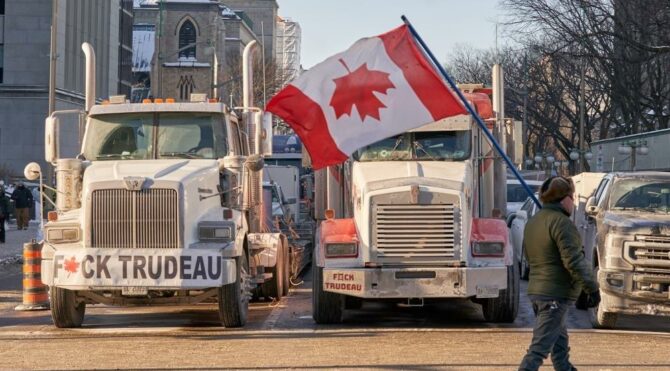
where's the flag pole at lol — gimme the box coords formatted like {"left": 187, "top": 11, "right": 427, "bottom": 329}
{"left": 401, "top": 15, "right": 542, "bottom": 209}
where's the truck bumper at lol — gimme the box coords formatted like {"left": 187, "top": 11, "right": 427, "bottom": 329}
{"left": 599, "top": 269, "right": 670, "bottom": 316}
{"left": 322, "top": 266, "right": 507, "bottom": 299}
{"left": 41, "top": 246, "right": 237, "bottom": 290}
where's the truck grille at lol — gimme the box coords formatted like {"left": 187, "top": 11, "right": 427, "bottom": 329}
{"left": 374, "top": 204, "right": 459, "bottom": 264}
{"left": 91, "top": 188, "right": 180, "bottom": 249}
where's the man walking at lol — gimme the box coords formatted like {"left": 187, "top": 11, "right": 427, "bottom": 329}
{"left": 0, "top": 186, "right": 9, "bottom": 243}
{"left": 519, "top": 176, "right": 600, "bottom": 371}
{"left": 11, "top": 182, "right": 33, "bottom": 230}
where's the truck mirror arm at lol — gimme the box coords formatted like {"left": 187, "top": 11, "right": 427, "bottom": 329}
{"left": 199, "top": 186, "right": 240, "bottom": 201}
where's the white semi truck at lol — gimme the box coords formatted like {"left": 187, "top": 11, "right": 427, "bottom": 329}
{"left": 312, "top": 88, "right": 520, "bottom": 323}
{"left": 25, "top": 42, "right": 289, "bottom": 328}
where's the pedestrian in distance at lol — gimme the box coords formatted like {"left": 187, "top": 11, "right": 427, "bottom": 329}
{"left": 11, "top": 182, "right": 33, "bottom": 230}
{"left": 518, "top": 176, "right": 600, "bottom": 371}
{"left": 0, "top": 186, "right": 9, "bottom": 243}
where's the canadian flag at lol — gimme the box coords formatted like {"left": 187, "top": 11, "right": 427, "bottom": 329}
{"left": 266, "top": 25, "right": 467, "bottom": 169}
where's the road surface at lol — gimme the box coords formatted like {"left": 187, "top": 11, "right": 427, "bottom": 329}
{"left": 1, "top": 262, "right": 669, "bottom": 370}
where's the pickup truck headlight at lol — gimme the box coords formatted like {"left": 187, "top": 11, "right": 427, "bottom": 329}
{"left": 472, "top": 242, "right": 505, "bottom": 257}
{"left": 198, "top": 221, "right": 235, "bottom": 242}
{"left": 325, "top": 243, "right": 358, "bottom": 258}
{"left": 46, "top": 227, "right": 80, "bottom": 243}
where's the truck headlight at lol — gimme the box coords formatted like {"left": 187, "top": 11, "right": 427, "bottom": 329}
{"left": 46, "top": 227, "right": 80, "bottom": 243}
{"left": 325, "top": 243, "right": 358, "bottom": 258}
{"left": 472, "top": 242, "right": 505, "bottom": 257}
{"left": 198, "top": 221, "right": 235, "bottom": 242}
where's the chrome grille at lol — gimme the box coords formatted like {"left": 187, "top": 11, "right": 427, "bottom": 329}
{"left": 374, "top": 204, "right": 459, "bottom": 263}
{"left": 91, "top": 188, "right": 180, "bottom": 248}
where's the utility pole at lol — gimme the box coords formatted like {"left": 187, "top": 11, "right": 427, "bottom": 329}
{"left": 579, "top": 59, "right": 586, "bottom": 173}
{"left": 48, "top": 0, "right": 58, "bottom": 115}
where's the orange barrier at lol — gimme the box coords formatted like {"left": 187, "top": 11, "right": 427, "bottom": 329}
{"left": 15, "top": 240, "right": 49, "bottom": 311}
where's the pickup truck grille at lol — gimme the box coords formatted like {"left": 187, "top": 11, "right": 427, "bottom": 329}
{"left": 373, "top": 204, "right": 459, "bottom": 264}
{"left": 91, "top": 188, "right": 180, "bottom": 249}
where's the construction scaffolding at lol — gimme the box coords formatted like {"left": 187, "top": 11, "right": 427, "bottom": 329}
{"left": 275, "top": 16, "right": 302, "bottom": 85}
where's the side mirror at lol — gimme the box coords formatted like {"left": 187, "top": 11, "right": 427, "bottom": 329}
{"left": 24, "top": 162, "right": 42, "bottom": 181}
{"left": 585, "top": 196, "right": 600, "bottom": 217}
{"left": 586, "top": 205, "right": 600, "bottom": 217}
{"left": 45, "top": 116, "right": 60, "bottom": 164}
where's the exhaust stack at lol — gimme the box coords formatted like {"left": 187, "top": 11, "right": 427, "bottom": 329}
{"left": 82, "top": 42, "right": 96, "bottom": 112}
{"left": 242, "top": 40, "right": 258, "bottom": 110}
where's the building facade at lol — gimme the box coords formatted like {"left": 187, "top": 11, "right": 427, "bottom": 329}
{"left": 0, "top": 0, "right": 132, "bottom": 178}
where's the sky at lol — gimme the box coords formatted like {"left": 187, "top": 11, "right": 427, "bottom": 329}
{"left": 277, "top": 0, "right": 504, "bottom": 69}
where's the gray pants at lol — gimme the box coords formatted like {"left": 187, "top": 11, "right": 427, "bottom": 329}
{"left": 519, "top": 299, "right": 576, "bottom": 371}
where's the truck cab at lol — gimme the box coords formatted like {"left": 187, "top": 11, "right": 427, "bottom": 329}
{"left": 31, "top": 42, "right": 289, "bottom": 328}
{"left": 312, "top": 100, "right": 519, "bottom": 324}
{"left": 583, "top": 172, "right": 670, "bottom": 328}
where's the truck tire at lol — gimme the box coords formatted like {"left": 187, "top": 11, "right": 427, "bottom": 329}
{"left": 281, "top": 243, "right": 290, "bottom": 297}
{"left": 345, "top": 296, "right": 363, "bottom": 310}
{"left": 261, "top": 244, "right": 284, "bottom": 300}
{"left": 482, "top": 263, "right": 520, "bottom": 323}
{"left": 589, "top": 266, "right": 618, "bottom": 329}
{"left": 312, "top": 258, "right": 343, "bottom": 324}
{"left": 50, "top": 286, "right": 85, "bottom": 328}
{"left": 218, "top": 254, "right": 250, "bottom": 328}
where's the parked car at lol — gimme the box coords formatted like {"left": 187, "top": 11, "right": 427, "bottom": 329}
{"left": 506, "top": 179, "right": 543, "bottom": 216}
{"left": 508, "top": 194, "right": 541, "bottom": 280}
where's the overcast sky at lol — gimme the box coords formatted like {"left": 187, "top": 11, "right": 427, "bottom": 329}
{"left": 277, "top": 0, "right": 504, "bottom": 69}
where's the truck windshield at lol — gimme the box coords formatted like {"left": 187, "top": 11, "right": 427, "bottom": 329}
{"left": 83, "top": 112, "right": 227, "bottom": 160}
{"left": 353, "top": 130, "right": 470, "bottom": 161}
{"left": 609, "top": 178, "right": 670, "bottom": 213}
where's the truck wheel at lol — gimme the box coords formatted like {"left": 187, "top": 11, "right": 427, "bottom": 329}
{"left": 589, "top": 266, "right": 617, "bottom": 328}
{"left": 312, "top": 258, "right": 343, "bottom": 324}
{"left": 50, "top": 286, "right": 85, "bottom": 328}
{"left": 281, "top": 243, "right": 290, "bottom": 297}
{"left": 482, "top": 263, "right": 520, "bottom": 323}
{"left": 218, "top": 254, "right": 250, "bottom": 327}
{"left": 261, "top": 244, "right": 284, "bottom": 300}
{"left": 345, "top": 296, "right": 363, "bottom": 310}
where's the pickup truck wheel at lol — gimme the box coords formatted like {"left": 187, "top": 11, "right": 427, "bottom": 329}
{"left": 482, "top": 263, "right": 520, "bottom": 323}
{"left": 281, "top": 243, "right": 290, "bottom": 296}
{"left": 312, "top": 258, "right": 343, "bottom": 324}
{"left": 589, "top": 266, "right": 618, "bottom": 329}
{"left": 218, "top": 254, "right": 250, "bottom": 327}
{"left": 50, "top": 286, "right": 85, "bottom": 328}
{"left": 261, "top": 244, "right": 284, "bottom": 300}
{"left": 520, "top": 246, "right": 530, "bottom": 281}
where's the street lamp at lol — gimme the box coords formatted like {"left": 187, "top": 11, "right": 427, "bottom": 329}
{"left": 617, "top": 139, "right": 648, "bottom": 171}
{"left": 533, "top": 153, "right": 559, "bottom": 176}
{"left": 569, "top": 148, "right": 593, "bottom": 174}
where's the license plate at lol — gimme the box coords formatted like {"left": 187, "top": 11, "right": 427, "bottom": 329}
{"left": 476, "top": 286, "right": 499, "bottom": 298}
{"left": 122, "top": 287, "right": 148, "bottom": 296}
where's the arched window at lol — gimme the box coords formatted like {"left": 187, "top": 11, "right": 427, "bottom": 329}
{"left": 179, "top": 20, "right": 196, "bottom": 59}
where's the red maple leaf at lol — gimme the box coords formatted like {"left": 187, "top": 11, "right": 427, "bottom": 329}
{"left": 64, "top": 256, "right": 80, "bottom": 274}
{"left": 329, "top": 60, "right": 395, "bottom": 121}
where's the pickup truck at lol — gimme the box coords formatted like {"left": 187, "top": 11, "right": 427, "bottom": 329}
{"left": 581, "top": 172, "right": 670, "bottom": 328}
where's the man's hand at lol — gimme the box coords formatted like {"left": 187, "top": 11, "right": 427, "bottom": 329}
{"left": 586, "top": 290, "right": 601, "bottom": 308}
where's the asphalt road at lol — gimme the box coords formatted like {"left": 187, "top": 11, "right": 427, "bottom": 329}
{"left": 1, "top": 263, "right": 669, "bottom": 370}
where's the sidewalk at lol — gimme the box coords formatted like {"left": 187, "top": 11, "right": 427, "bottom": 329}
{"left": 1, "top": 220, "right": 41, "bottom": 264}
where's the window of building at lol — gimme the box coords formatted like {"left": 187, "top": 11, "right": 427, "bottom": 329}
{"left": 178, "top": 75, "right": 196, "bottom": 101}
{"left": 0, "top": 0, "right": 5, "bottom": 15}
{"left": 178, "top": 20, "right": 196, "bottom": 60}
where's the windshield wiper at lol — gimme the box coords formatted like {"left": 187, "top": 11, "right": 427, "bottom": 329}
{"left": 96, "top": 154, "right": 127, "bottom": 160}
{"left": 413, "top": 141, "right": 437, "bottom": 160}
{"left": 159, "top": 152, "right": 200, "bottom": 159}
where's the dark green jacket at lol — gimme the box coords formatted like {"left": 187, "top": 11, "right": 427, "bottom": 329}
{"left": 0, "top": 192, "right": 9, "bottom": 217}
{"left": 523, "top": 203, "right": 599, "bottom": 300}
